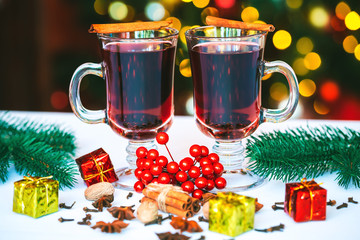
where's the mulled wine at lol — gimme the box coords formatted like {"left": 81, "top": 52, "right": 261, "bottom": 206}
{"left": 190, "top": 42, "right": 263, "bottom": 139}
{"left": 102, "top": 42, "right": 175, "bottom": 140}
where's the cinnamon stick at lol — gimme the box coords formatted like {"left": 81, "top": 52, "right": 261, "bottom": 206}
{"left": 205, "top": 16, "right": 275, "bottom": 32}
{"left": 142, "top": 197, "right": 193, "bottom": 218}
{"left": 145, "top": 184, "right": 192, "bottom": 204}
{"left": 143, "top": 188, "right": 188, "bottom": 210}
{"left": 89, "top": 20, "right": 173, "bottom": 34}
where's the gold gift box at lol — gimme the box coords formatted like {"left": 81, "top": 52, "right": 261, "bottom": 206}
{"left": 209, "top": 192, "right": 255, "bottom": 237}
{"left": 13, "top": 176, "right": 59, "bottom": 218}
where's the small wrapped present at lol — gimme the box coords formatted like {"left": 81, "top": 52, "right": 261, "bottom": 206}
{"left": 284, "top": 178, "right": 327, "bottom": 222}
{"left": 209, "top": 192, "right": 255, "bottom": 237}
{"left": 13, "top": 176, "right": 59, "bottom": 218}
{"left": 76, "top": 148, "right": 118, "bottom": 186}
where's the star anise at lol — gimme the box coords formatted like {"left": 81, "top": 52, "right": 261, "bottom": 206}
{"left": 156, "top": 232, "right": 190, "bottom": 240}
{"left": 91, "top": 220, "right": 129, "bottom": 233}
{"left": 170, "top": 216, "right": 203, "bottom": 233}
{"left": 107, "top": 206, "right": 135, "bottom": 220}
{"left": 255, "top": 198, "right": 264, "bottom": 212}
{"left": 92, "top": 194, "right": 114, "bottom": 212}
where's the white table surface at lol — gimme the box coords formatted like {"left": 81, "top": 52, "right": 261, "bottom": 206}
{"left": 0, "top": 111, "right": 359, "bottom": 240}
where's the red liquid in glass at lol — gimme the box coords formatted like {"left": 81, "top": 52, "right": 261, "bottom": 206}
{"left": 190, "top": 42, "right": 262, "bottom": 139}
{"left": 102, "top": 42, "right": 175, "bottom": 140}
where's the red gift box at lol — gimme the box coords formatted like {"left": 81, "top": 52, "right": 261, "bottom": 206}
{"left": 76, "top": 148, "right": 118, "bottom": 186}
{"left": 284, "top": 179, "right": 327, "bottom": 222}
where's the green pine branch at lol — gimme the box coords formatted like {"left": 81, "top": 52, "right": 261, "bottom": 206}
{"left": 0, "top": 112, "right": 78, "bottom": 189}
{"left": 246, "top": 125, "right": 360, "bottom": 188}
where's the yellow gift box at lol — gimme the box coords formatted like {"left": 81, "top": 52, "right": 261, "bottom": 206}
{"left": 13, "top": 176, "right": 59, "bottom": 218}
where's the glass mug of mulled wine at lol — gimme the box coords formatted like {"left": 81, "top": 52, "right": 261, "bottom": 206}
{"left": 69, "top": 28, "right": 178, "bottom": 190}
{"left": 186, "top": 26, "right": 299, "bottom": 191}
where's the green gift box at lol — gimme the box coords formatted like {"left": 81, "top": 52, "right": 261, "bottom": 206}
{"left": 209, "top": 192, "right": 255, "bottom": 237}
{"left": 13, "top": 176, "right": 59, "bottom": 218}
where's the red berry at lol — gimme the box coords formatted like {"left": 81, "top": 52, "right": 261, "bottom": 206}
{"left": 181, "top": 181, "right": 195, "bottom": 193}
{"left": 140, "top": 169, "right": 153, "bottom": 184}
{"left": 156, "top": 132, "right": 169, "bottom": 145}
{"left": 189, "top": 144, "right": 202, "bottom": 158}
{"left": 188, "top": 166, "right": 201, "bottom": 179}
{"left": 205, "top": 179, "right": 215, "bottom": 191}
{"left": 213, "top": 162, "right": 224, "bottom": 175}
{"left": 134, "top": 168, "right": 143, "bottom": 180}
{"left": 167, "top": 161, "right": 179, "bottom": 174}
{"left": 134, "top": 181, "right": 145, "bottom": 193}
{"left": 202, "top": 164, "right": 214, "bottom": 176}
{"left": 208, "top": 153, "right": 220, "bottom": 163}
{"left": 179, "top": 157, "right": 194, "bottom": 171}
{"left": 200, "top": 146, "right": 209, "bottom": 157}
{"left": 192, "top": 189, "right": 203, "bottom": 199}
{"left": 147, "top": 149, "right": 159, "bottom": 160}
{"left": 169, "top": 174, "right": 176, "bottom": 185}
{"left": 199, "top": 157, "right": 212, "bottom": 167}
{"left": 195, "top": 177, "right": 208, "bottom": 189}
{"left": 203, "top": 174, "right": 215, "bottom": 180}
{"left": 215, "top": 177, "right": 227, "bottom": 189}
{"left": 175, "top": 171, "right": 188, "bottom": 183}
{"left": 142, "top": 158, "right": 153, "bottom": 170}
{"left": 150, "top": 164, "right": 162, "bottom": 176}
{"left": 158, "top": 172, "right": 171, "bottom": 184}
{"left": 136, "top": 158, "right": 145, "bottom": 169}
{"left": 156, "top": 155, "right": 168, "bottom": 167}
{"left": 136, "top": 147, "right": 147, "bottom": 158}
{"left": 151, "top": 178, "right": 159, "bottom": 184}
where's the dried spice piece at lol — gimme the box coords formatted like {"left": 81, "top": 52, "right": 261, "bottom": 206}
{"left": 198, "top": 216, "right": 209, "bottom": 223}
{"left": 201, "top": 193, "right": 216, "bottom": 205}
{"left": 85, "top": 182, "right": 115, "bottom": 201}
{"left": 78, "top": 214, "right": 91, "bottom": 225}
{"left": 92, "top": 220, "right": 129, "bottom": 233}
{"left": 107, "top": 206, "right": 135, "bottom": 220}
{"left": 83, "top": 207, "right": 99, "bottom": 212}
{"left": 202, "top": 201, "right": 209, "bottom": 219}
{"left": 145, "top": 215, "right": 163, "bottom": 226}
{"left": 272, "top": 205, "right": 284, "bottom": 211}
{"left": 137, "top": 201, "right": 158, "bottom": 224}
{"left": 59, "top": 201, "right": 76, "bottom": 209}
{"left": 58, "top": 217, "right": 74, "bottom": 223}
{"left": 170, "top": 216, "right": 203, "bottom": 233}
{"left": 348, "top": 197, "right": 358, "bottom": 204}
{"left": 255, "top": 199, "right": 263, "bottom": 212}
{"left": 327, "top": 200, "right": 336, "bottom": 206}
{"left": 196, "top": 236, "right": 205, "bottom": 240}
{"left": 255, "top": 223, "right": 285, "bottom": 233}
{"left": 127, "top": 192, "right": 133, "bottom": 199}
{"left": 156, "top": 232, "right": 191, "bottom": 240}
{"left": 92, "top": 194, "right": 114, "bottom": 212}
{"left": 336, "top": 203, "right": 348, "bottom": 209}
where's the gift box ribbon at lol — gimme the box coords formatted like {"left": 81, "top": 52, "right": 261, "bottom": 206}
{"left": 83, "top": 153, "right": 114, "bottom": 182}
{"left": 288, "top": 178, "right": 322, "bottom": 220}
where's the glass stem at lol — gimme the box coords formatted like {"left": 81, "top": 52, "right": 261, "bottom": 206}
{"left": 212, "top": 140, "right": 245, "bottom": 170}
{"left": 126, "top": 140, "right": 157, "bottom": 168}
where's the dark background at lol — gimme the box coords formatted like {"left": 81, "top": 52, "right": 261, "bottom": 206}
{"left": 1, "top": 0, "right": 359, "bottom": 119}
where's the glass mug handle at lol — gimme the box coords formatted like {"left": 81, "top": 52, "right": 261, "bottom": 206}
{"left": 69, "top": 63, "right": 106, "bottom": 124}
{"left": 261, "top": 60, "right": 299, "bottom": 123}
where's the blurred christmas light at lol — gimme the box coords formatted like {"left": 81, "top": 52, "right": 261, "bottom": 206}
{"left": 109, "top": 1, "right": 128, "bottom": 21}
{"left": 296, "top": 37, "right": 313, "bottom": 54}
{"left": 354, "top": 44, "right": 360, "bottom": 61}
{"left": 214, "top": 0, "right": 235, "bottom": 9}
{"left": 335, "top": 2, "right": 351, "bottom": 20}
{"left": 286, "top": 0, "right": 303, "bottom": 9}
{"left": 254, "top": 20, "right": 267, "bottom": 25}
{"left": 262, "top": 73, "right": 272, "bottom": 80}
{"left": 309, "top": 7, "right": 329, "bottom": 28}
{"left": 241, "top": 7, "right": 259, "bottom": 23}
{"left": 330, "top": 16, "right": 347, "bottom": 31}
{"left": 320, "top": 81, "right": 340, "bottom": 102}
{"left": 179, "top": 59, "right": 192, "bottom": 77}
{"left": 270, "top": 82, "right": 288, "bottom": 101}
{"left": 299, "top": 79, "right": 316, "bottom": 97}
{"left": 94, "top": 0, "right": 109, "bottom": 15}
{"left": 201, "top": 7, "right": 219, "bottom": 24}
{"left": 51, "top": 91, "right": 68, "bottom": 110}
{"left": 145, "top": 2, "right": 165, "bottom": 21}
{"left": 193, "top": 0, "right": 209, "bottom": 8}
{"left": 313, "top": 100, "right": 330, "bottom": 115}
{"left": 180, "top": 26, "right": 192, "bottom": 43}
{"left": 123, "top": 5, "right": 135, "bottom": 22}
{"left": 293, "top": 58, "right": 309, "bottom": 76}
{"left": 182, "top": 0, "right": 192, "bottom": 2}
{"left": 304, "top": 52, "right": 321, "bottom": 70}
{"left": 185, "top": 96, "right": 194, "bottom": 115}
{"left": 273, "top": 30, "right": 292, "bottom": 50}
{"left": 166, "top": 17, "right": 181, "bottom": 30}
{"left": 343, "top": 35, "right": 358, "bottom": 53}
{"left": 344, "top": 11, "right": 360, "bottom": 30}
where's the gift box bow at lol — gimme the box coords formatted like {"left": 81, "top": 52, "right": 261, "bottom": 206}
{"left": 83, "top": 153, "right": 114, "bottom": 182}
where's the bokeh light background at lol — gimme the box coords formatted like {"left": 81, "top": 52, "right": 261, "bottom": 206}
{"left": 1, "top": 0, "right": 359, "bottom": 120}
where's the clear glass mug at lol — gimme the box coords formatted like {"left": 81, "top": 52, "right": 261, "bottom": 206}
{"left": 186, "top": 26, "right": 299, "bottom": 191}
{"left": 69, "top": 28, "right": 178, "bottom": 189}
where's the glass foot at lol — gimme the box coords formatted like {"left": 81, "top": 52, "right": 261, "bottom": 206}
{"left": 213, "top": 140, "right": 265, "bottom": 191}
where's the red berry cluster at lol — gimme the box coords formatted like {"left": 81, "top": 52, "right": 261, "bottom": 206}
{"left": 133, "top": 132, "right": 226, "bottom": 199}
